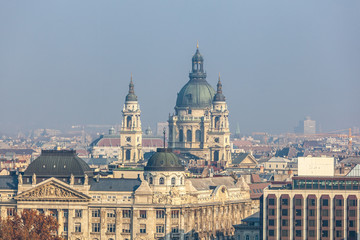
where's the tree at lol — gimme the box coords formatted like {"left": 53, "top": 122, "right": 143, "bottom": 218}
{"left": 0, "top": 209, "right": 63, "bottom": 240}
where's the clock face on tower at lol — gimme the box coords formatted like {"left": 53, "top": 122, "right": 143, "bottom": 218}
{"left": 126, "top": 137, "right": 131, "bottom": 142}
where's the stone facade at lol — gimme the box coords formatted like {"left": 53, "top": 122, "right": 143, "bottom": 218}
{"left": 0, "top": 150, "right": 256, "bottom": 240}
{"left": 168, "top": 47, "right": 231, "bottom": 167}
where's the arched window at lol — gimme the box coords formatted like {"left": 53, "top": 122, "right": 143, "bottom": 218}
{"left": 159, "top": 177, "right": 165, "bottom": 185}
{"left": 171, "top": 177, "right": 176, "bottom": 185}
{"left": 214, "top": 150, "right": 219, "bottom": 161}
{"left": 179, "top": 129, "right": 184, "bottom": 142}
{"left": 126, "top": 150, "right": 131, "bottom": 160}
{"left": 195, "top": 130, "right": 201, "bottom": 142}
{"left": 215, "top": 116, "right": 220, "bottom": 129}
{"left": 149, "top": 177, "right": 153, "bottom": 184}
{"left": 127, "top": 116, "right": 132, "bottom": 128}
{"left": 246, "top": 235, "right": 250, "bottom": 240}
{"left": 187, "top": 130, "right": 192, "bottom": 142}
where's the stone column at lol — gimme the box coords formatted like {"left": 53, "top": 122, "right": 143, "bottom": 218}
{"left": 165, "top": 208, "right": 171, "bottom": 240}
{"left": 180, "top": 208, "right": 185, "bottom": 240}
{"left": 330, "top": 196, "right": 334, "bottom": 240}
{"left": 317, "top": 198, "right": 320, "bottom": 240}
{"left": 100, "top": 208, "right": 106, "bottom": 239}
{"left": 116, "top": 208, "right": 121, "bottom": 237}
{"left": 344, "top": 198, "right": 347, "bottom": 240}
{"left": 68, "top": 209, "right": 74, "bottom": 234}
{"left": 290, "top": 197, "right": 293, "bottom": 240}
{"left": 303, "top": 196, "right": 307, "bottom": 240}
{"left": 58, "top": 209, "right": 63, "bottom": 236}
{"left": 276, "top": 195, "right": 280, "bottom": 240}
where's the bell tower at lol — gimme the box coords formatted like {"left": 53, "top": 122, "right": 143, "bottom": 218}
{"left": 120, "top": 76, "right": 143, "bottom": 164}
{"left": 208, "top": 74, "right": 231, "bottom": 167}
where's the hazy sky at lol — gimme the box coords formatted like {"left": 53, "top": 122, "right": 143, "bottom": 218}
{"left": 1, "top": 1, "right": 359, "bottom": 135}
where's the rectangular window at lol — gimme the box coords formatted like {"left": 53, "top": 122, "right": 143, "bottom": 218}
{"left": 7, "top": 208, "right": 15, "bottom": 216}
{"left": 322, "top": 199, "right": 328, "bottom": 206}
{"left": 295, "top": 219, "right": 302, "bottom": 226}
{"left": 282, "top": 219, "right": 288, "bottom": 226}
{"left": 322, "top": 230, "right": 328, "bottom": 237}
{"left": 122, "top": 223, "right": 131, "bottom": 233}
{"left": 335, "top": 220, "right": 342, "bottom": 227}
{"left": 107, "top": 210, "right": 116, "bottom": 218}
{"left": 107, "top": 223, "right": 116, "bottom": 233}
{"left": 156, "top": 210, "right": 165, "bottom": 219}
{"left": 140, "top": 224, "right": 146, "bottom": 233}
{"left": 171, "top": 226, "right": 179, "bottom": 233}
{"left": 75, "top": 209, "right": 82, "bottom": 218}
{"left": 63, "top": 210, "right": 68, "bottom": 218}
{"left": 308, "top": 209, "right": 315, "bottom": 217}
{"left": 156, "top": 225, "right": 164, "bottom": 233}
{"left": 139, "top": 210, "right": 147, "bottom": 219}
{"left": 268, "top": 198, "right": 275, "bottom": 205}
{"left": 349, "top": 210, "right": 356, "bottom": 217}
{"left": 75, "top": 223, "right": 81, "bottom": 233}
{"left": 322, "top": 220, "right": 328, "bottom": 227}
{"left": 281, "top": 209, "right": 288, "bottom": 216}
{"left": 295, "top": 199, "right": 302, "bottom": 206}
{"left": 92, "top": 223, "right": 100, "bottom": 232}
{"left": 268, "top": 230, "right": 274, "bottom": 236}
{"left": 123, "top": 210, "right": 131, "bottom": 218}
{"left": 282, "top": 230, "right": 288, "bottom": 237}
{"left": 336, "top": 230, "right": 342, "bottom": 238}
{"left": 308, "top": 220, "right": 315, "bottom": 227}
{"left": 268, "top": 209, "right": 275, "bottom": 216}
{"left": 281, "top": 198, "right": 288, "bottom": 205}
{"left": 171, "top": 210, "right": 179, "bottom": 218}
{"left": 321, "top": 209, "right": 329, "bottom": 216}
{"left": 308, "top": 230, "right": 315, "bottom": 237}
{"left": 295, "top": 230, "right": 301, "bottom": 237}
{"left": 349, "top": 199, "right": 357, "bottom": 207}
{"left": 336, "top": 209, "right": 342, "bottom": 217}
{"left": 335, "top": 199, "right": 343, "bottom": 206}
{"left": 269, "top": 219, "right": 275, "bottom": 226}
{"left": 295, "top": 209, "right": 302, "bottom": 216}
{"left": 308, "top": 199, "right": 316, "bottom": 207}
{"left": 92, "top": 209, "right": 100, "bottom": 218}
{"left": 63, "top": 223, "right": 68, "bottom": 232}
{"left": 349, "top": 220, "right": 355, "bottom": 227}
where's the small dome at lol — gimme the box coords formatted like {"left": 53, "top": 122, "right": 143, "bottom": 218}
{"left": 176, "top": 80, "right": 215, "bottom": 109}
{"left": 125, "top": 78, "right": 138, "bottom": 102}
{"left": 24, "top": 150, "right": 93, "bottom": 177}
{"left": 192, "top": 48, "right": 203, "bottom": 62}
{"left": 144, "top": 149, "right": 184, "bottom": 171}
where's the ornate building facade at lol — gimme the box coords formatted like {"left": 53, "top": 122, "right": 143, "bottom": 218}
{"left": 0, "top": 149, "right": 254, "bottom": 240}
{"left": 90, "top": 78, "right": 143, "bottom": 164}
{"left": 168, "top": 46, "right": 231, "bottom": 167}
{"left": 119, "top": 77, "right": 143, "bottom": 164}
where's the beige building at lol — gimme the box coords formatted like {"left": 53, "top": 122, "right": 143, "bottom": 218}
{"left": 168, "top": 46, "right": 231, "bottom": 167}
{"left": 1, "top": 149, "right": 255, "bottom": 240}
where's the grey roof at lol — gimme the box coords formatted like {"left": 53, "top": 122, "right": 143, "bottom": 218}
{"left": 144, "top": 148, "right": 184, "bottom": 171}
{"left": 83, "top": 157, "right": 116, "bottom": 165}
{"left": 189, "top": 176, "right": 236, "bottom": 191}
{"left": 176, "top": 79, "right": 215, "bottom": 109}
{"left": 24, "top": 150, "right": 93, "bottom": 177}
{"left": 242, "top": 211, "right": 260, "bottom": 223}
{"left": 0, "top": 175, "right": 17, "bottom": 190}
{"left": 232, "top": 153, "right": 252, "bottom": 165}
{"left": 90, "top": 178, "right": 141, "bottom": 192}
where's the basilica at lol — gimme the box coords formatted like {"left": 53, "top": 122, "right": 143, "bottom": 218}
{"left": 0, "top": 46, "right": 255, "bottom": 240}
{"left": 168, "top": 45, "right": 231, "bottom": 167}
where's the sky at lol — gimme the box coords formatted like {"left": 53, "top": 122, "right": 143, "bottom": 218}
{"left": 0, "top": 0, "right": 359, "bottom": 135}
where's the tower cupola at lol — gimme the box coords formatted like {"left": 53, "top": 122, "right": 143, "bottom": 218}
{"left": 213, "top": 74, "right": 226, "bottom": 102}
{"left": 125, "top": 75, "right": 138, "bottom": 102}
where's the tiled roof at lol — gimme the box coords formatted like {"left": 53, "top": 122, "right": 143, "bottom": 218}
{"left": 189, "top": 176, "right": 236, "bottom": 191}
{"left": 249, "top": 182, "right": 270, "bottom": 199}
{"left": 0, "top": 175, "right": 17, "bottom": 190}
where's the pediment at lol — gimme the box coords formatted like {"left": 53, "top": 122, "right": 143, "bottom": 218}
{"left": 15, "top": 178, "right": 91, "bottom": 202}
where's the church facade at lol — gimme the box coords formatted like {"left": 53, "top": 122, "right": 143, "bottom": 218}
{"left": 168, "top": 46, "right": 231, "bottom": 167}
{"left": 1, "top": 149, "right": 254, "bottom": 240}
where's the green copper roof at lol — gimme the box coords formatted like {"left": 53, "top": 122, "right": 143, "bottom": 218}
{"left": 176, "top": 79, "right": 215, "bottom": 109}
{"left": 144, "top": 149, "right": 184, "bottom": 171}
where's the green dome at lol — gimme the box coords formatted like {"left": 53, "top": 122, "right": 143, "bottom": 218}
{"left": 176, "top": 79, "right": 215, "bottom": 109}
{"left": 144, "top": 149, "right": 184, "bottom": 171}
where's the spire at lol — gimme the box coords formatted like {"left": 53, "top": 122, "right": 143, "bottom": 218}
{"left": 197, "top": 40, "right": 199, "bottom": 49}
{"left": 213, "top": 73, "right": 226, "bottom": 102}
{"left": 125, "top": 74, "right": 138, "bottom": 101}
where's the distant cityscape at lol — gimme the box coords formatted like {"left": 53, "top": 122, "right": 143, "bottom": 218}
{"left": 0, "top": 46, "right": 359, "bottom": 240}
